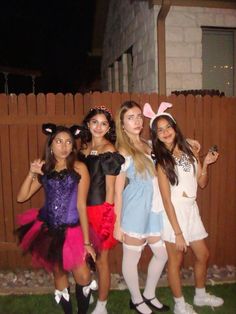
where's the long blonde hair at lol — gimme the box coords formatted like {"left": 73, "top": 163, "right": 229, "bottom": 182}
{"left": 115, "top": 101, "right": 155, "bottom": 176}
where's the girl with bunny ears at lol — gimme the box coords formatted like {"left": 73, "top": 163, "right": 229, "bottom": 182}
{"left": 144, "top": 103, "right": 223, "bottom": 314}
{"left": 16, "top": 124, "right": 97, "bottom": 314}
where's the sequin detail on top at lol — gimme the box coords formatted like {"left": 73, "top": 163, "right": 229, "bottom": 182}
{"left": 173, "top": 153, "right": 191, "bottom": 172}
{"left": 39, "top": 170, "right": 81, "bottom": 227}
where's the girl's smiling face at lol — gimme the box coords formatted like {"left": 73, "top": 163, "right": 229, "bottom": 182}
{"left": 156, "top": 118, "right": 176, "bottom": 148}
{"left": 87, "top": 113, "right": 110, "bottom": 138}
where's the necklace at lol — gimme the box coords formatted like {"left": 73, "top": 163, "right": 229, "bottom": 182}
{"left": 173, "top": 153, "right": 191, "bottom": 172}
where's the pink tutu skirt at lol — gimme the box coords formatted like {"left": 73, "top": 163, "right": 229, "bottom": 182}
{"left": 16, "top": 208, "right": 97, "bottom": 272}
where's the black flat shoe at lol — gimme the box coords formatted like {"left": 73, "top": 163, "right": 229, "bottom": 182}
{"left": 129, "top": 299, "right": 154, "bottom": 314}
{"left": 142, "top": 295, "right": 170, "bottom": 312}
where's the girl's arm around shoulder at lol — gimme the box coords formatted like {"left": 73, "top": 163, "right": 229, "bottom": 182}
{"left": 113, "top": 170, "right": 126, "bottom": 242}
{"left": 74, "top": 161, "right": 90, "bottom": 199}
{"left": 103, "top": 144, "right": 121, "bottom": 204}
{"left": 157, "top": 165, "right": 173, "bottom": 214}
{"left": 74, "top": 161, "right": 96, "bottom": 261}
{"left": 113, "top": 148, "right": 128, "bottom": 242}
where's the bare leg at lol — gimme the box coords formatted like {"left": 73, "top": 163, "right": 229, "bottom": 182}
{"left": 72, "top": 261, "right": 91, "bottom": 285}
{"left": 165, "top": 241, "right": 184, "bottom": 298}
{"left": 96, "top": 249, "right": 110, "bottom": 301}
{"left": 191, "top": 239, "right": 223, "bottom": 307}
{"left": 190, "top": 239, "right": 209, "bottom": 288}
{"left": 53, "top": 265, "right": 69, "bottom": 290}
{"left": 91, "top": 250, "right": 110, "bottom": 313}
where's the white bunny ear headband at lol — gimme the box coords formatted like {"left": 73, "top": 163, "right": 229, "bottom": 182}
{"left": 143, "top": 102, "right": 176, "bottom": 127}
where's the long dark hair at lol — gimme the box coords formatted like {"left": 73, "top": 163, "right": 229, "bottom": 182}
{"left": 42, "top": 126, "right": 77, "bottom": 174}
{"left": 79, "top": 107, "right": 116, "bottom": 149}
{"left": 151, "top": 115, "right": 196, "bottom": 185}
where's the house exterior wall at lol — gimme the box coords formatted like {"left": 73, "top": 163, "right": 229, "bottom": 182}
{"left": 101, "top": 0, "right": 158, "bottom": 93}
{"left": 101, "top": 0, "right": 236, "bottom": 95}
{"left": 165, "top": 6, "right": 236, "bottom": 95}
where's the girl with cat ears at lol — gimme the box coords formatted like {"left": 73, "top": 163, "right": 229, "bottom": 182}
{"left": 16, "top": 122, "right": 98, "bottom": 314}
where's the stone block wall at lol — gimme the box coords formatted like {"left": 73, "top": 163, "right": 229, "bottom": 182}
{"left": 101, "top": 1, "right": 236, "bottom": 95}
{"left": 165, "top": 6, "right": 236, "bottom": 95}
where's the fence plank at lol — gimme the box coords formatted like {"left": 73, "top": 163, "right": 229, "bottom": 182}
{"left": 83, "top": 92, "right": 92, "bottom": 113}
{"left": 65, "top": 93, "right": 74, "bottom": 117}
{"left": 74, "top": 93, "right": 84, "bottom": 118}
{"left": 0, "top": 94, "right": 9, "bottom": 268}
{"left": 46, "top": 93, "right": 56, "bottom": 116}
{"left": 55, "top": 93, "right": 65, "bottom": 115}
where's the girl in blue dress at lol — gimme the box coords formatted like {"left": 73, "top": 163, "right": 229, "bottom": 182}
{"left": 114, "top": 101, "right": 169, "bottom": 314}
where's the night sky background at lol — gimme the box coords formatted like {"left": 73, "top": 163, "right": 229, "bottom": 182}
{"left": 0, "top": 0, "right": 99, "bottom": 94}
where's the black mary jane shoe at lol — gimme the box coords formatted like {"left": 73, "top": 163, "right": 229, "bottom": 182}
{"left": 142, "top": 295, "right": 170, "bottom": 312}
{"left": 129, "top": 299, "right": 154, "bottom": 314}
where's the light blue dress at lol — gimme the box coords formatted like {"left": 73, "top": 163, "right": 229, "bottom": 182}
{"left": 121, "top": 156, "right": 164, "bottom": 238}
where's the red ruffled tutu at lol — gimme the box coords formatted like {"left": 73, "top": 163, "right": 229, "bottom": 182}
{"left": 16, "top": 208, "right": 98, "bottom": 272}
{"left": 87, "top": 202, "right": 117, "bottom": 250}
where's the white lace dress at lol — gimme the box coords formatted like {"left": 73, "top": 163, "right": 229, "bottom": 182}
{"left": 162, "top": 153, "right": 208, "bottom": 245}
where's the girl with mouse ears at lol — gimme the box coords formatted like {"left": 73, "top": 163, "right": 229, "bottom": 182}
{"left": 144, "top": 102, "right": 223, "bottom": 314}
{"left": 16, "top": 123, "right": 97, "bottom": 314}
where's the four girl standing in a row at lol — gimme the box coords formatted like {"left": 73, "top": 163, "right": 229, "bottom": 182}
{"left": 16, "top": 102, "right": 224, "bottom": 314}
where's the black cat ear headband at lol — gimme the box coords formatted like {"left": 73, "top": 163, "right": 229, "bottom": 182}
{"left": 42, "top": 123, "right": 81, "bottom": 139}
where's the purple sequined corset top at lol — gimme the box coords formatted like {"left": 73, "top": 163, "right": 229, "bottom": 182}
{"left": 39, "top": 169, "right": 81, "bottom": 227}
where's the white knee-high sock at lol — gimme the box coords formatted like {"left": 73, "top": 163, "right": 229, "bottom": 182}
{"left": 122, "top": 243, "right": 144, "bottom": 303}
{"left": 143, "top": 240, "right": 168, "bottom": 300}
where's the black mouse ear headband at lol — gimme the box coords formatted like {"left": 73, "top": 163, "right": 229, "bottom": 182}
{"left": 69, "top": 125, "right": 82, "bottom": 139}
{"left": 42, "top": 123, "right": 57, "bottom": 135}
{"left": 42, "top": 123, "right": 82, "bottom": 139}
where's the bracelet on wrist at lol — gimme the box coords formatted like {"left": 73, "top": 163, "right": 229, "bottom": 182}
{"left": 175, "top": 231, "right": 182, "bottom": 236}
{"left": 29, "top": 172, "right": 36, "bottom": 180}
{"left": 84, "top": 242, "right": 93, "bottom": 247}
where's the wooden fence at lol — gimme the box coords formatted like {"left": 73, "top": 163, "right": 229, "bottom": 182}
{"left": 0, "top": 92, "right": 235, "bottom": 273}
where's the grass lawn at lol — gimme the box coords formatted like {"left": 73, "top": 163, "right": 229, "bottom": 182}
{"left": 0, "top": 284, "right": 235, "bottom": 314}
